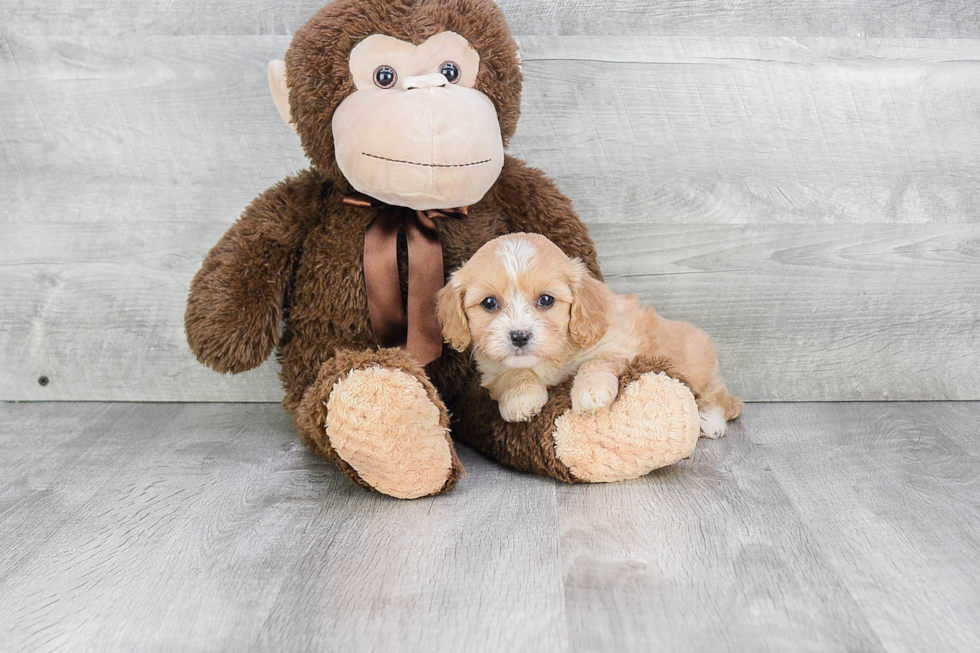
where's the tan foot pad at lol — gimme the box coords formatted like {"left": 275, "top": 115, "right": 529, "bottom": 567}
{"left": 553, "top": 372, "right": 700, "bottom": 483}
{"left": 326, "top": 366, "right": 453, "bottom": 499}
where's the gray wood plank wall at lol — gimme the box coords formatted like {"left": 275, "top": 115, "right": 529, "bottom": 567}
{"left": 2, "top": 1, "right": 979, "bottom": 401}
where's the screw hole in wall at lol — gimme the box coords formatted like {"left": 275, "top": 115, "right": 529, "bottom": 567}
{"left": 38, "top": 376, "right": 49, "bottom": 387}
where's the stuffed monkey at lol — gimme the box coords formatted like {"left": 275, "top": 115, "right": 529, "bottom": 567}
{"left": 185, "top": 0, "right": 701, "bottom": 499}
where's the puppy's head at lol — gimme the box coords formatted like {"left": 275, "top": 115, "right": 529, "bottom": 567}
{"left": 436, "top": 233, "right": 609, "bottom": 368}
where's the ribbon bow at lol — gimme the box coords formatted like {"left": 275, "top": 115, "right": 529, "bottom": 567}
{"left": 344, "top": 192, "right": 468, "bottom": 365}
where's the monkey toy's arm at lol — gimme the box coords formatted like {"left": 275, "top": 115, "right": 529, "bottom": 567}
{"left": 185, "top": 170, "right": 323, "bottom": 374}
{"left": 494, "top": 156, "right": 603, "bottom": 280}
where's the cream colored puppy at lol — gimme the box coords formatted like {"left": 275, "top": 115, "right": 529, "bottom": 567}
{"left": 437, "top": 233, "right": 742, "bottom": 437}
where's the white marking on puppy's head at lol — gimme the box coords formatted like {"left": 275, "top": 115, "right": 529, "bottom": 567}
{"left": 498, "top": 236, "right": 537, "bottom": 281}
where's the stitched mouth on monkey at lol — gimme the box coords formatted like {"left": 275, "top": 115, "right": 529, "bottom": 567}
{"left": 360, "top": 152, "right": 494, "bottom": 169}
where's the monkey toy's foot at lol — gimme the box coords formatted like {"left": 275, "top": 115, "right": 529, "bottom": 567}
{"left": 297, "top": 349, "right": 462, "bottom": 499}
{"left": 552, "top": 360, "right": 701, "bottom": 483}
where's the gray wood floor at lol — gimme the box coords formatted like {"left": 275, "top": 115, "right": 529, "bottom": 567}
{"left": 2, "top": 402, "right": 979, "bottom": 652}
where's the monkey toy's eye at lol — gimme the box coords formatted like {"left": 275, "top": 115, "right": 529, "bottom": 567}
{"left": 481, "top": 297, "right": 499, "bottom": 311}
{"left": 374, "top": 65, "right": 398, "bottom": 89}
{"left": 439, "top": 61, "right": 461, "bottom": 84}
{"left": 537, "top": 294, "right": 555, "bottom": 308}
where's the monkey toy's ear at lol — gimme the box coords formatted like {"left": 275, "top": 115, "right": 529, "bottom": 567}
{"left": 267, "top": 59, "right": 295, "bottom": 131}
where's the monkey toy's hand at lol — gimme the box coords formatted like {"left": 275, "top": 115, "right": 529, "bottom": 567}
{"left": 455, "top": 356, "right": 701, "bottom": 485}
{"left": 185, "top": 174, "right": 319, "bottom": 374}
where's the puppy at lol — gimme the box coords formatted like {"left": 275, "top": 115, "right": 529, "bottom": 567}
{"left": 436, "top": 233, "right": 742, "bottom": 438}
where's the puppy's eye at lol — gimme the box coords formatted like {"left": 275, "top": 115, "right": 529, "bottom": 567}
{"left": 480, "top": 297, "right": 499, "bottom": 311}
{"left": 374, "top": 65, "right": 398, "bottom": 89}
{"left": 537, "top": 294, "right": 555, "bottom": 308}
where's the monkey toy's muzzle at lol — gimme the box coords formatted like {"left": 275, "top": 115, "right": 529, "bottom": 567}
{"left": 332, "top": 83, "right": 504, "bottom": 211}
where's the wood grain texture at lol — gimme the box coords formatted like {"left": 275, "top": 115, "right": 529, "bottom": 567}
{"left": 748, "top": 403, "right": 980, "bottom": 653}
{"left": 3, "top": 34, "right": 980, "bottom": 401}
{"left": 517, "top": 37, "right": 980, "bottom": 224}
{"left": 3, "top": 0, "right": 979, "bottom": 37}
{"left": 2, "top": 401, "right": 980, "bottom": 651}
{"left": 559, "top": 417, "right": 885, "bottom": 652}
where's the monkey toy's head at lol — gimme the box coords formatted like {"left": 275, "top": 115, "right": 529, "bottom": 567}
{"left": 268, "top": 0, "right": 523, "bottom": 211}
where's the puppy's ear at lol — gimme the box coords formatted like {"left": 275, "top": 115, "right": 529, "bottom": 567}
{"left": 436, "top": 279, "right": 471, "bottom": 352}
{"left": 569, "top": 264, "right": 610, "bottom": 348}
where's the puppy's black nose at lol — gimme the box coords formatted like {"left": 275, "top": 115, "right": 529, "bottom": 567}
{"left": 510, "top": 330, "right": 532, "bottom": 348}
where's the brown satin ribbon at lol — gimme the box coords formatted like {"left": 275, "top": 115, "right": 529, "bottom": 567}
{"left": 344, "top": 192, "right": 468, "bottom": 366}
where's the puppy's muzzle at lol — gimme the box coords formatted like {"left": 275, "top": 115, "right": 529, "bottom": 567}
{"left": 509, "top": 330, "right": 532, "bottom": 348}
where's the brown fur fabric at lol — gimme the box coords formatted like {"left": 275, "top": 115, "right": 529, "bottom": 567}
{"left": 185, "top": 0, "right": 676, "bottom": 496}
{"left": 185, "top": 162, "right": 600, "bottom": 414}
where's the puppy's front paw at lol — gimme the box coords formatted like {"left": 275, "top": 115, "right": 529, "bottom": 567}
{"left": 571, "top": 371, "right": 620, "bottom": 414}
{"left": 498, "top": 384, "right": 549, "bottom": 422}
{"left": 699, "top": 406, "right": 727, "bottom": 439}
